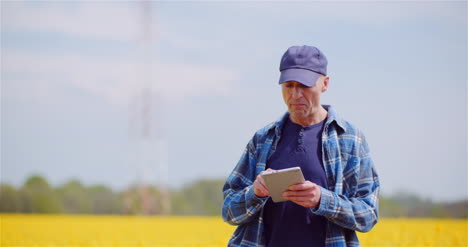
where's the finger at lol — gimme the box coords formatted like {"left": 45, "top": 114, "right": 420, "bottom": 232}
{"left": 254, "top": 179, "right": 269, "bottom": 195}
{"left": 260, "top": 168, "right": 275, "bottom": 175}
{"left": 288, "top": 181, "right": 315, "bottom": 191}
{"left": 283, "top": 190, "right": 315, "bottom": 197}
{"left": 257, "top": 174, "right": 266, "bottom": 183}
{"left": 256, "top": 180, "right": 268, "bottom": 192}
{"left": 259, "top": 169, "right": 274, "bottom": 181}
{"left": 283, "top": 195, "right": 313, "bottom": 202}
{"left": 257, "top": 176, "right": 269, "bottom": 190}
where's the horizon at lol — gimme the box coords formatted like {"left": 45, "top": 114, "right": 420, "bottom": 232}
{"left": 4, "top": 172, "right": 466, "bottom": 204}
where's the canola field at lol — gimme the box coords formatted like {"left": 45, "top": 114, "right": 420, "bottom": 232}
{"left": 1, "top": 214, "right": 466, "bottom": 247}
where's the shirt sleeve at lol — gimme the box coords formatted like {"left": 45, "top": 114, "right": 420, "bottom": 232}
{"left": 310, "top": 132, "right": 380, "bottom": 233}
{"left": 222, "top": 137, "right": 269, "bottom": 226}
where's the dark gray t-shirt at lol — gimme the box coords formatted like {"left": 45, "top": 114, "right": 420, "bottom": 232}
{"left": 264, "top": 116, "right": 328, "bottom": 247}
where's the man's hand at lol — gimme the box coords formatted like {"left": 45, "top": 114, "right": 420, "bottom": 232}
{"left": 282, "top": 181, "right": 321, "bottom": 208}
{"left": 253, "top": 169, "right": 274, "bottom": 197}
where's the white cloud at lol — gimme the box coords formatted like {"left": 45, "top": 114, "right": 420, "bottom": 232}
{"left": 2, "top": 2, "right": 143, "bottom": 41}
{"left": 2, "top": 1, "right": 464, "bottom": 43}
{"left": 1, "top": 2, "right": 237, "bottom": 107}
{"left": 1, "top": 1, "right": 207, "bottom": 48}
{"left": 4, "top": 0, "right": 464, "bottom": 68}
{"left": 2, "top": 51, "right": 236, "bottom": 105}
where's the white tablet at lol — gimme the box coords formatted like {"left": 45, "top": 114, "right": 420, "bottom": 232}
{"left": 261, "top": 167, "right": 305, "bottom": 202}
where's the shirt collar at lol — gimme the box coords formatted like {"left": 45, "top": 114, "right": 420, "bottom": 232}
{"left": 322, "top": 105, "right": 347, "bottom": 132}
{"left": 271, "top": 105, "right": 347, "bottom": 136}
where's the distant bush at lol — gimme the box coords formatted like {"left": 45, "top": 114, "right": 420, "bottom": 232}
{"left": 1, "top": 175, "right": 466, "bottom": 218}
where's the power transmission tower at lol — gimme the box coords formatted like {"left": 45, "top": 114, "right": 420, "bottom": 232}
{"left": 127, "top": 1, "right": 170, "bottom": 215}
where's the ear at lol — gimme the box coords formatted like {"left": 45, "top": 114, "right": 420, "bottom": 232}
{"left": 321, "top": 76, "right": 330, "bottom": 92}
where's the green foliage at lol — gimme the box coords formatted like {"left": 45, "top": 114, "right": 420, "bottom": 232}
{"left": 171, "top": 179, "right": 225, "bottom": 215}
{"left": 379, "top": 196, "right": 405, "bottom": 217}
{"left": 120, "top": 185, "right": 166, "bottom": 215}
{"left": 56, "top": 180, "right": 92, "bottom": 214}
{"left": 88, "top": 185, "right": 121, "bottom": 214}
{"left": 1, "top": 174, "right": 466, "bottom": 218}
{"left": 20, "top": 174, "right": 63, "bottom": 213}
{"left": 0, "top": 184, "right": 21, "bottom": 212}
{"left": 170, "top": 191, "right": 191, "bottom": 215}
{"left": 380, "top": 191, "right": 468, "bottom": 218}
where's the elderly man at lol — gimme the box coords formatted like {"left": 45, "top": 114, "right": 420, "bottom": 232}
{"left": 222, "top": 45, "right": 380, "bottom": 247}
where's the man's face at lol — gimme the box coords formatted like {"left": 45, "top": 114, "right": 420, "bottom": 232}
{"left": 281, "top": 76, "right": 328, "bottom": 121}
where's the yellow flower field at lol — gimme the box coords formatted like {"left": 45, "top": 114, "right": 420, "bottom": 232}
{"left": 1, "top": 214, "right": 466, "bottom": 247}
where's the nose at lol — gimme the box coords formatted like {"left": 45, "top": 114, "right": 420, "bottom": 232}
{"left": 291, "top": 87, "right": 303, "bottom": 99}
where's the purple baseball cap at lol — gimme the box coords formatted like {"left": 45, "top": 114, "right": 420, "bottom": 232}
{"left": 278, "top": 45, "right": 328, "bottom": 87}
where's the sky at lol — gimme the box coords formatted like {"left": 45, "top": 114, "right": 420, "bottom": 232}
{"left": 1, "top": 1, "right": 467, "bottom": 202}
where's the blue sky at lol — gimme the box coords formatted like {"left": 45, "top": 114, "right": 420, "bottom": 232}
{"left": 1, "top": 1, "right": 467, "bottom": 201}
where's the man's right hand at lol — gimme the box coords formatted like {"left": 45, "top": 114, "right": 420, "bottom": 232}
{"left": 253, "top": 168, "right": 273, "bottom": 197}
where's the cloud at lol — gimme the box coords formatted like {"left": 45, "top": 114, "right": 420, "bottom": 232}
{"left": 3, "top": 1, "right": 464, "bottom": 43}
{"left": 2, "top": 2, "right": 142, "bottom": 41}
{"left": 2, "top": 51, "right": 237, "bottom": 105}
{"left": 1, "top": 1, "right": 216, "bottom": 51}
{"left": 2, "top": 2, "right": 237, "bottom": 107}
{"left": 2, "top": 1, "right": 462, "bottom": 106}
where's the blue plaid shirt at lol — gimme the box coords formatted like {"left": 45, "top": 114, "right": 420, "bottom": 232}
{"left": 222, "top": 105, "right": 380, "bottom": 247}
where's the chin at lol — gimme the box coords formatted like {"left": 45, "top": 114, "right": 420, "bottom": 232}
{"left": 289, "top": 111, "right": 308, "bottom": 119}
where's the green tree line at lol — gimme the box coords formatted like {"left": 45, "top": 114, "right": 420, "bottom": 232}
{"left": 1, "top": 174, "right": 466, "bottom": 218}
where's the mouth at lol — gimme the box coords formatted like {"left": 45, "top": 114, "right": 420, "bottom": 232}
{"left": 290, "top": 103, "right": 306, "bottom": 108}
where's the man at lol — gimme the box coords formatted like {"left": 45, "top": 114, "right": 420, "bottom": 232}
{"left": 222, "top": 45, "right": 380, "bottom": 247}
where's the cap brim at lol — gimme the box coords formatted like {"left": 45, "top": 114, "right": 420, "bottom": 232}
{"left": 278, "top": 68, "right": 321, "bottom": 87}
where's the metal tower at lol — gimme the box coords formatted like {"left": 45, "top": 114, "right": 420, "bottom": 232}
{"left": 127, "top": 1, "right": 170, "bottom": 215}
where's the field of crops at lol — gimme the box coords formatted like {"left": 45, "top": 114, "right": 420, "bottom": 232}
{"left": 1, "top": 214, "right": 466, "bottom": 247}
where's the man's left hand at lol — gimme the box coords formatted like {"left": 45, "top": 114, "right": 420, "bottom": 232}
{"left": 282, "top": 181, "right": 321, "bottom": 208}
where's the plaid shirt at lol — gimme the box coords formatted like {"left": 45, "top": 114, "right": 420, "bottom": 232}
{"left": 222, "top": 105, "right": 380, "bottom": 247}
